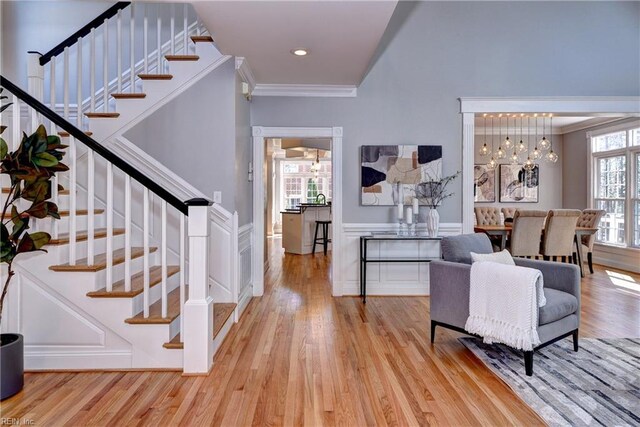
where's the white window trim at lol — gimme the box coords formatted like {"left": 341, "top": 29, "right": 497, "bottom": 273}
{"left": 588, "top": 122, "right": 640, "bottom": 249}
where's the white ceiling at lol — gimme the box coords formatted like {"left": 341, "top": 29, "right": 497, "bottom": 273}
{"left": 193, "top": 1, "right": 398, "bottom": 85}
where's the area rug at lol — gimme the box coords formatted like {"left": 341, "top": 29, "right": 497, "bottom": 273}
{"left": 460, "top": 337, "right": 640, "bottom": 426}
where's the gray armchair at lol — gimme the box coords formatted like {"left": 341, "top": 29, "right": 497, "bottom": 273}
{"left": 430, "top": 233, "right": 581, "bottom": 376}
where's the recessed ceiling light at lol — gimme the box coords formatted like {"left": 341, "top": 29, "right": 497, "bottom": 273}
{"left": 291, "top": 48, "right": 308, "bottom": 56}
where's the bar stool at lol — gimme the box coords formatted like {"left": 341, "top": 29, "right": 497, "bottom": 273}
{"left": 312, "top": 220, "right": 332, "bottom": 255}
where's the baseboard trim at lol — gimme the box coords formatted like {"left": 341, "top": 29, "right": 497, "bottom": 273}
{"left": 25, "top": 350, "right": 132, "bottom": 370}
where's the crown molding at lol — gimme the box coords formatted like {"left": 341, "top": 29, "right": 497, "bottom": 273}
{"left": 235, "top": 57, "right": 256, "bottom": 93}
{"left": 252, "top": 84, "right": 357, "bottom": 98}
{"left": 459, "top": 96, "right": 640, "bottom": 114}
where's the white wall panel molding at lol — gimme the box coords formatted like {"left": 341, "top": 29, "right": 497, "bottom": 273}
{"left": 252, "top": 84, "right": 357, "bottom": 98}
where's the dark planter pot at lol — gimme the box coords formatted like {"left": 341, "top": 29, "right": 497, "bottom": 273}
{"left": 1, "top": 333, "right": 24, "bottom": 400}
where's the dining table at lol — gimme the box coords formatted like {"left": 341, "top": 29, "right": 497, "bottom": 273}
{"left": 473, "top": 224, "right": 598, "bottom": 277}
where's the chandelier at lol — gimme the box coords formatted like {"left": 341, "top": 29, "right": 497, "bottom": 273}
{"left": 480, "top": 113, "right": 558, "bottom": 167}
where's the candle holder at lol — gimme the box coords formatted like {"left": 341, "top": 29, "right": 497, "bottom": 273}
{"left": 397, "top": 218, "right": 407, "bottom": 236}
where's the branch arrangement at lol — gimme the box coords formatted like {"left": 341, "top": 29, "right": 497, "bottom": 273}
{"left": 415, "top": 171, "right": 461, "bottom": 210}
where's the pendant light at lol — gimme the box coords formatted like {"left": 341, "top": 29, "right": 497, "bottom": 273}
{"left": 531, "top": 114, "right": 541, "bottom": 160}
{"left": 545, "top": 114, "right": 559, "bottom": 163}
{"left": 487, "top": 115, "right": 498, "bottom": 170}
{"left": 523, "top": 115, "right": 535, "bottom": 171}
{"left": 479, "top": 114, "right": 490, "bottom": 157}
{"left": 503, "top": 114, "right": 512, "bottom": 149}
{"left": 496, "top": 114, "right": 506, "bottom": 159}
{"left": 509, "top": 114, "right": 519, "bottom": 164}
{"left": 517, "top": 114, "right": 527, "bottom": 152}
{"left": 539, "top": 113, "right": 551, "bottom": 150}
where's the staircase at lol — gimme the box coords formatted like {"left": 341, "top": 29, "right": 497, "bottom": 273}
{"left": 0, "top": 2, "right": 240, "bottom": 373}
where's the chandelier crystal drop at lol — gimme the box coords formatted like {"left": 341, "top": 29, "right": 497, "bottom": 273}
{"left": 510, "top": 150, "right": 519, "bottom": 164}
{"left": 539, "top": 114, "right": 551, "bottom": 150}
{"left": 487, "top": 156, "right": 498, "bottom": 170}
{"left": 531, "top": 146, "right": 541, "bottom": 160}
{"left": 523, "top": 156, "right": 535, "bottom": 171}
{"left": 479, "top": 114, "right": 490, "bottom": 157}
{"left": 497, "top": 146, "right": 506, "bottom": 159}
{"left": 503, "top": 115, "right": 512, "bottom": 149}
{"left": 546, "top": 149, "right": 558, "bottom": 163}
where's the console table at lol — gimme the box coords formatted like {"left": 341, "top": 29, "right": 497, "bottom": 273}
{"left": 359, "top": 233, "right": 442, "bottom": 303}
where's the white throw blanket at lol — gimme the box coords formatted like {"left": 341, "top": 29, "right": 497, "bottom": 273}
{"left": 465, "top": 261, "right": 545, "bottom": 351}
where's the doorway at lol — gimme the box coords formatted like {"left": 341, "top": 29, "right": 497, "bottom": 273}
{"left": 252, "top": 127, "right": 344, "bottom": 297}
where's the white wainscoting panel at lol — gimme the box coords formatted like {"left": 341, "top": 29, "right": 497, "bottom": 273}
{"left": 237, "top": 223, "right": 253, "bottom": 319}
{"left": 209, "top": 207, "right": 234, "bottom": 303}
{"left": 340, "top": 223, "right": 462, "bottom": 296}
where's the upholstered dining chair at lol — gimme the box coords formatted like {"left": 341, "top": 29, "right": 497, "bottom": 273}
{"left": 542, "top": 209, "right": 581, "bottom": 263}
{"left": 510, "top": 210, "right": 547, "bottom": 258}
{"left": 576, "top": 209, "right": 606, "bottom": 273}
{"left": 501, "top": 207, "right": 517, "bottom": 223}
{"left": 474, "top": 207, "right": 501, "bottom": 225}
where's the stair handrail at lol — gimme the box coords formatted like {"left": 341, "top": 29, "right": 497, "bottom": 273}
{"left": 0, "top": 75, "right": 190, "bottom": 215}
{"left": 39, "top": 2, "right": 131, "bottom": 66}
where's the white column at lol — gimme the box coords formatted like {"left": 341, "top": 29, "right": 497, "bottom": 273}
{"left": 462, "top": 112, "right": 475, "bottom": 234}
{"left": 183, "top": 199, "right": 214, "bottom": 374}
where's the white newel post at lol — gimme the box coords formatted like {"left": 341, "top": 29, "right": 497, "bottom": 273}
{"left": 27, "top": 52, "right": 44, "bottom": 127}
{"left": 183, "top": 198, "right": 214, "bottom": 374}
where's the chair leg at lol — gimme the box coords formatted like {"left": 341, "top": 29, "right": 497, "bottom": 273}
{"left": 430, "top": 321, "right": 437, "bottom": 343}
{"left": 588, "top": 252, "right": 594, "bottom": 274}
{"left": 312, "top": 222, "right": 320, "bottom": 255}
{"left": 323, "top": 223, "right": 328, "bottom": 256}
{"left": 573, "top": 329, "right": 579, "bottom": 352}
{"left": 524, "top": 351, "right": 534, "bottom": 376}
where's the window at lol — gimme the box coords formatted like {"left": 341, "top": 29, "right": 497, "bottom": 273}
{"left": 591, "top": 123, "right": 640, "bottom": 248}
{"left": 279, "top": 160, "right": 332, "bottom": 212}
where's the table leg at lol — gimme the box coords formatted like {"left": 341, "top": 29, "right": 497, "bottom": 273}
{"left": 574, "top": 233, "right": 584, "bottom": 278}
{"left": 359, "top": 238, "right": 363, "bottom": 298}
{"left": 500, "top": 232, "right": 507, "bottom": 251}
{"left": 363, "top": 240, "right": 368, "bottom": 304}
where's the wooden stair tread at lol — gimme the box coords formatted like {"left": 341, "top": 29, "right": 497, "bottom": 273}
{"left": 165, "top": 55, "right": 199, "bottom": 61}
{"left": 2, "top": 187, "right": 70, "bottom": 195}
{"left": 58, "top": 209, "right": 104, "bottom": 217}
{"left": 85, "top": 112, "right": 120, "bottom": 118}
{"left": 58, "top": 131, "right": 93, "bottom": 137}
{"left": 163, "top": 303, "right": 236, "bottom": 349}
{"left": 191, "top": 35, "right": 214, "bottom": 43}
{"left": 87, "top": 265, "right": 180, "bottom": 298}
{"left": 112, "top": 93, "right": 147, "bottom": 99}
{"left": 125, "top": 285, "right": 186, "bottom": 324}
{"left": 48, "top": 228, "right": 125, "bottom": 245}
{"left": 138, "top": 74, "right": 173, "bottom": 80}
{"left": 50, "top": 246, "right": 157, "bottom": 272}
{"left": 163, "top": 334, "right": 183, "bottom": 349}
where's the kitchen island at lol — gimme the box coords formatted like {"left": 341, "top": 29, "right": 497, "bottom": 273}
{"left": 281, "top": 204, "right": 332, "bottom": 254}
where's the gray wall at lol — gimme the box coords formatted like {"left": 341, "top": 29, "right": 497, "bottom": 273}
{"left": 562, "top": 118, "right": 639, "bottom": 210}
{"left": 125, "top": 58, "right": 237, "bottom": 213}
{"left": 235, "top": 75, "right": 253, "bottom": 225}
{"left": 250, "top": 1, "right": 640, "bottom": 224}
{"left": 0, "top": 1, "right": 110, "bottom": 87}
{"left": 474, "top": 135, "right": 563, "bottom": 211}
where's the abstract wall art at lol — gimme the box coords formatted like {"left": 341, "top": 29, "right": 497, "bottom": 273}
{"left": 474, "top": 164, "right": 495, "bottom": 202}
{"left": 499, "top": 164, "right": 539, "bottom": 203}
{"left": 360, "top": 145, "right": 442, "bottom": 205}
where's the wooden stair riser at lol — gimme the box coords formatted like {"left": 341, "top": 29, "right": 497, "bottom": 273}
{"left": 190, "top": 35, "right": 214, "bottom": 43}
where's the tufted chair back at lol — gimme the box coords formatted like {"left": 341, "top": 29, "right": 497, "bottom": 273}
{"left": 510, "top": 210, "right": 547, "bottom": 257}
{"left": 474, "top": 207, "right": 501, "bottom": 226}
{"left": 501, "top": 207, "right": 517, "bottom": 221}
{"left": 542, "top": 210, "right": 581, "bottom": 257}
{"left": 578, "top": 209, "right": 606, "bottom": 249}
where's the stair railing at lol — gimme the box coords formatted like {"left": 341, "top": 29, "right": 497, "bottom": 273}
{"left": 0, "top": 75, "right": 214, "bottom": 374}
{"left": 39, "top": 2, "right": 206, "bottom": 126}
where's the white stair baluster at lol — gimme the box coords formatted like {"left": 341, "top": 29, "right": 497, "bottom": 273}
{"left": 170, "top": 5, "right": 175, "bottom": 55}
{"left": 90, "top": 28, "right": 96, "bottom": 112}
{"left": 76, "top": 37, "right": 82, "bottom": 128}
{"left": 161, "top": 200, "right": 167, "bottom": 318}
{"left": 183, "top": 4, "right": 188, "bottom": 54}
{"left": 130, "top": 3, "right": 135, "bottom": 92}
{"left": 49, "top": 59, "right": 56, "bottom": 132}
{"left": 143, "top": 187, "right": 150, "bottom": 317}
{"left": 117, "top": 10, "right": 122, "bottom": 93}
{"left": 11, "top": 97, "right": 19, "bottom": 151}
{"left": 63, "top": 47, "right": 69, "bottom": 121}
{"left": 103, "top": 18, "right": 109, "bottom": 112}
{"left": 143, "top": 6, "right": 148, "bottom": 73}
{"left": 124, "top": 175, "right": 132, "bottom": 292}
{"left": 179, "top": 214, "right": 185, "bottom": 338}
{"left": 156, "top": 10, "right": 162, "bottom": 73}
{"left": 87, "top": 149, "right": 95, "bottom": 265}
{"left": 106, "top": 162, "right": 113, "bottom": 291}
{"left": 69, "top": 136, "right": 77, "bottom": 265}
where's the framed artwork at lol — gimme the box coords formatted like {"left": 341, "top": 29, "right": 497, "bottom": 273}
{"left": 360, "top": 145, "right": 442, "bottom": 205}
{"left": 474, "top": 164, "right": 495, "bottom": 202}
{"left": 499, "top": 164, "right": 539, "bottom": 203}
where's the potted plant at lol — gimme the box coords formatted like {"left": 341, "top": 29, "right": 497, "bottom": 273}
{"left": 416, "top": 171, "right": 461, "bottom": 237}
{"left": 0, "top": 113, "right": 68, "bottom": 400}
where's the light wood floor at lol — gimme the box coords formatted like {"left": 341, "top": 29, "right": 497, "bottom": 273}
{"left": 2, "top": 239, "right": 639, "bottom": 426}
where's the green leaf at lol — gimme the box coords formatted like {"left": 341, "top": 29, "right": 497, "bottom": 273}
{"left": 16, "top": 232, "right": 49, "bottom": 254}
{"left": 0, "top": 125, "right": 6, "bottom": 135}
{"left": 33, "top": 152, "right": 58, "bottom": 167}
{"left": 26, "top": 232, "right": 51, "bottom": 250}
{"left": 0, "top": 137, "right": 7, "bottom": 159}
